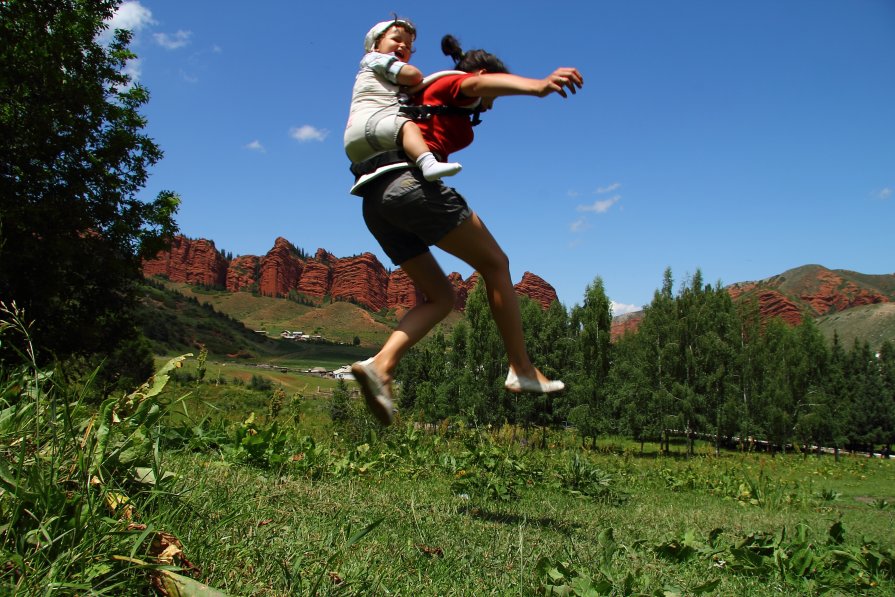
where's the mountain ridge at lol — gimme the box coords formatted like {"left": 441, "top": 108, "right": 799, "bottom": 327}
{"left": 141, "top": 241, "right": 894, "bottom": 350}
{"left": 143, "top": 235, "right": 559, "bottom": 313}
{"left": 614, "top": 265, "right": 895, "bottom": 347}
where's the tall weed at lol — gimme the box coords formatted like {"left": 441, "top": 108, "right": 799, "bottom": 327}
{"left": 0, "top": 302, "right": 212, "bottom": 593}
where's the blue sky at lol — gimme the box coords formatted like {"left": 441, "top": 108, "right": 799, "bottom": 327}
{"left": 111, "top": 0, "right": 893, "bottom": 313}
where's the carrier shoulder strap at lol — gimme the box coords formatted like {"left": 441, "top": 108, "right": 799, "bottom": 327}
{"left": 398, "top": 70, "right": 483, "bottom": 127}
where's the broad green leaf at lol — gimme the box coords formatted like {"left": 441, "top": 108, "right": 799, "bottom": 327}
{"left": 156, "top": 569, "right": 229, "bottom": 597}
{"left": 691, "top": 579, "right": 720, "bottom": 594}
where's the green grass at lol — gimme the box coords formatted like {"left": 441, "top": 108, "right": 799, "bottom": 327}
{"left": 147, "top": 373, "right": 895, "bottom": 595}
{"left": 3, "top": 309, "right": 894, "bottom": 595}
{"left": 155, "top": 428, "right": 894, "bottom": 596}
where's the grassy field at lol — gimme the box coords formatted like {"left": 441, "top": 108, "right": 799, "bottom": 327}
{"left": 4, "top": 344, "right": 894, "bottom": 595}
{"left": 142, "top": 369, "right": 895, "bottom": 596}
{"left": 155, "top": 412, "right": 895, "bottom": 596}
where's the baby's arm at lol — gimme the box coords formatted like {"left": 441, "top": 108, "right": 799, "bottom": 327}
{"left": 395, "top": 63, "right": 422, "bottom": 86}
{"left": 363, "top": 52, "right": 422, "bottom": 87}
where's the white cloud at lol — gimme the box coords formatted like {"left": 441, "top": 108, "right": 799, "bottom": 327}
{"left": 876, "top": 187, "right": 892, "bottom": 200}
{"left": 154, "top": 30, "right": 192, "bottom": 50}
{"left": 577, "top": 195, "right": 621, "bottom": 213}
{"left": 105, "top": 1, "right": 155, "bottom": 35}
{"left": 567, "top": 189, "right": 581, "bottom": 198}
{"left": 98, "top": 1, "right": 155, "bottom": 84}
{"left": 179, "top": 70, "right": 199, "bottom": 84}
{"left": 611, "top": 300, "right": 641, "bottom": 316}
{"left": 569, "top": 217, "right": 589, "bottom": 233}
{"left": 596, "top": 182, "right": 621, "bottom": 194}
{"left": 122, "top": 58, "right": 142, "bottom": 85}
{"left": 245, "top": 140, "right": 265, "bottom": 152}
{"left": 290, "top": 125, "right": 329, "bottom": 142}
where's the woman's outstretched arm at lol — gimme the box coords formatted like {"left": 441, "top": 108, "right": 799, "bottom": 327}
{"left": 459, "top": 67, "right": 583, "bottom": 99}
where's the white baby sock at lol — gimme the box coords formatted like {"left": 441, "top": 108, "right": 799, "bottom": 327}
{"left": 416, "top": 152, "right": 462, "bottom": 181}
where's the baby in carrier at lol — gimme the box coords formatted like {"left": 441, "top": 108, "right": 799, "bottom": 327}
{"left": 344, "top": 18, "right": 462, "bottom": 181}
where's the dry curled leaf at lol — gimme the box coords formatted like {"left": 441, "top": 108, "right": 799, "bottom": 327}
{"left": 416, "top": 544, "right": 445, "bottom": 558}
{"left": 328, "top": 571, "right": 344, "bottom": 585}
{"left": 148, "top": 531, "right": 200, "bottom": 577}
{"left": 105, "top": 491, "right": 135, "bottom": 520}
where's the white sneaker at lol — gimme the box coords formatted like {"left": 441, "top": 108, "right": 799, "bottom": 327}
{"left": 350, "top": 358, "right": 394, "bottom": 425}
{"left": 504, "top": 367, "right": 565, "bottom": 394}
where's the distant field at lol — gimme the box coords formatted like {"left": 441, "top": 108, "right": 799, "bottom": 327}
{"left": 159, "top": 281, "right": 396, "bottom": 347}
{"left": 156, "top": 343, "right": 372, "bottom": 385}
{"left": 816, "top": 302, "right": 895, "bottom": 350}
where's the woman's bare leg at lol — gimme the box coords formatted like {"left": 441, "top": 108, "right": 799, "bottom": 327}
{"left": 371, "top": 251, "right": 455, "bottom": 383}
{"left": 435, "top": 212, "right": 551, "bottom": 383}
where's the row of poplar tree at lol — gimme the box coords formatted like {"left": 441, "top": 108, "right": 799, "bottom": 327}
{"left": 395, "top": 268, "right": 895, "bottom": 456}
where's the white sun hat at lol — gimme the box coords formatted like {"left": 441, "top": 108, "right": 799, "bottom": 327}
{"left": 364, "top": 18, "right": 416, "bottom": 53}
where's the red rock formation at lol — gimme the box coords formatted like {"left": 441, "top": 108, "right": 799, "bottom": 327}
{"left": 726, "top": 282, "right": 757, "bottom": 301}
{"left": 314, "top": 248, "right": 337, "bottom": 263}
{"left": 144, "top": 236, "right": 562, "bottom": 314}
{"left": 464, "top": 273, "right": 481, "bottom": 295}
{"left": 226, "top": 255, "right": 259, "bottom": 292}
{"left": 455, "top": 273, "right": 482, "bottom": 312}
{"left": 514, "top": 271, "right": 558, "bottom": 310}
{"left": 297, "top": 261, "right": 332, "bottom": 299}
{"left": 448, "top": 272, "right": 468, "bottom": 311}
{"left": 727, "top": 283, "right": 803, "bottom": 326}
{"left": 799, "top": 269, "right": 888, "bottom": 316}
{"left": 142, "top": 236, "right": 227, "bottom": 287}
{"left": 387, "top": 268, "right": 423, "bottom": 310}
{"left": 330, "top": 252, "right": 390, "bottom": 311}
{"left": 757, "top": 290, "right": 803, "bottom": 326}
{"left": 258, "top": 237, "right": 303, "bottom": 297}
{"left": 611, "top": 311, "right": 645, "bottom": 341}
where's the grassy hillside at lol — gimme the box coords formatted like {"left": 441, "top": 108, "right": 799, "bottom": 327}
{"left": 137, "top": 282, "right": 375, "bottom": 369}
{"left": 147, "top": 279, "right": 398, "bottom": 348}
{"left": 137, "top": 281, "right": 276, "bottom": 357}
{"left": 816, "top": 302, "right": 895, "bottom": 350}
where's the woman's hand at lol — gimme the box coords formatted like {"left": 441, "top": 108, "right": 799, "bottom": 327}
{"left": 537, "top": 67, "right": 584, "bottom": 98}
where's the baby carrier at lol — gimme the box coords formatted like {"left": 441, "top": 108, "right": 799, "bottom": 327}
{"left": 350, "top": 71, "right": 482, "bottom": 179}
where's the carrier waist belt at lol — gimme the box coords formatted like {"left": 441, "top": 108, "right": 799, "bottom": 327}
{"left": 350, "top": 150, "right": 411, "bottom": 178}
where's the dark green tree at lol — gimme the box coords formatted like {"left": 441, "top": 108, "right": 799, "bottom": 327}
{"left": 461, "top": 279, "right": 506, "bottom": 424}
{"left": 733, "top": 294, "right": 764, "bottom": 451}
{"left": 607, "top": 331, "right": 655, "bottom": 452}
{"left": 566, "top": 277, "right": 613, "bottom": 447}
{"left": 0, "top": 0, "right": 179, "bottom": 390}
{"left": 640, "top": 268, "right": 681, "bottom": 453}
{"left": 879, "top": 340, "right": 895, "bottom": 455}
{"left": 756, "top": 319, "right": 798, "bottom": 454}
{"left": 677, "top": 273, "right": 740, "bottom": 455}
{"left": 516, "top": 297, "right": 548, "bottom": 440}
{"left": 815, "top": 332, "right": 851, "bottom": 460}
{"left": 846, "top": 339, "right": 885, "bottom": 455}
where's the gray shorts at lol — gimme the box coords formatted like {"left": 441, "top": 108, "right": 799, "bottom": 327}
{"left": 361, "top": 169, "right": 472, "bottom": 265}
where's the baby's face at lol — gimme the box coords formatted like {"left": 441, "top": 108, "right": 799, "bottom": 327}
{"left": 375, "top": 26, "right": 414, "bottom": 62}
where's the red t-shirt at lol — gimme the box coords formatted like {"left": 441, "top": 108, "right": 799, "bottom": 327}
{"left": 413, "top": 73, "right": 479, "bottom": 160}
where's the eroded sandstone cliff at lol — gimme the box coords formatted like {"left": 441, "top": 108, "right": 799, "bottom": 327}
{"left": 143, "top": 235, "right": 556, "bottom": 312}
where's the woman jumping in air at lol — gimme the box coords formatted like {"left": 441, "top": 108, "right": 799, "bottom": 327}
{"left": 346, "top": 30, "right": 584, "bottom": 425}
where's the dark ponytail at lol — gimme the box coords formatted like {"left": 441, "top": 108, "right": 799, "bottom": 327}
{"left": 441, "top": 34, "right": 509, "bottom": 74}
